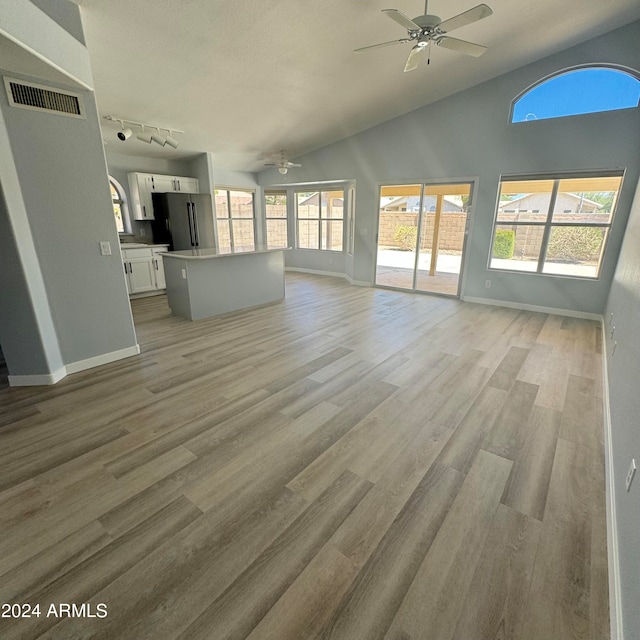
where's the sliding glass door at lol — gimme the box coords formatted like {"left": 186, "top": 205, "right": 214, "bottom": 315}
{"left": 375, "top": 182, "right": 472, "bottom": 297}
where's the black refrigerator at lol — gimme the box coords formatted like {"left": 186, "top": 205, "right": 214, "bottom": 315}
{"left": 151, "top": 192, "right": 216, "bottom": 251}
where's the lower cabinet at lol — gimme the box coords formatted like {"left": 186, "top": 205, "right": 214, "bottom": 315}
{"left": 122, "top": 246, "right": 168, "bottom": 295}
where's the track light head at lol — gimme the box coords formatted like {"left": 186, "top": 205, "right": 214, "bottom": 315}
{"left": 117, "top": 127, "right": 132, "bottom": 141}
{"left": 165, "top": 134, "right": 179, "bottom": 149}
{"left": 150, "top": 131, "right": 166, "bottom": 146}
{"left": 136, "top": 131, "right": 152, "bottom": 143}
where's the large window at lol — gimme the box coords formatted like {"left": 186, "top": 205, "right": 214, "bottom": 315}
{"left": 489, "top": 172, "right": 623, "bottom": 279}
{"left": 215, "top": 189, "right": 256, "bottom": 251}
{"left": 296, "top": 190, "right": 344, "bottom": 251}
{"left": 265, "top": 190, "right": 288, "bottom": 249}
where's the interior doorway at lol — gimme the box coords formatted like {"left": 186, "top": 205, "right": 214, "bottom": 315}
{"left": 374, "top": 181, "right": 473, "bottom": 297}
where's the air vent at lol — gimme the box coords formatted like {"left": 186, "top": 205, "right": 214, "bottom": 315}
{"left": 3, "top": 77, "right": 84, "bottom": 118}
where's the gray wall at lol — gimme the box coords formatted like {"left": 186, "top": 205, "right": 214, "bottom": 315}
{"left": 0, "top": 0, "right": 138, "bottom": 378}
{"left": 259, "top": 20, "right": 640, "bottom": 314}
{"left": 604, "top": 176, "right": 640, "bottom": 640}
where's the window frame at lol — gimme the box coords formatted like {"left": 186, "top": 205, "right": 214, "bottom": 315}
{"left": 214, "top": 187, "right": 257, "bottom": 252}
{"left": 109, "top": 176, "right": 130, "bottom": 234}
{"left": 295, "top": 188, "right": 345, "bottom": 252}
{"left": 264, "top": 189, "right": 289, "bottom": 249}
{"left": 488, "top": 169, "right": 624, "bottom": 280}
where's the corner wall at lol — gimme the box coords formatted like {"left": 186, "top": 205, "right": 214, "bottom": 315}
{"left": 0, "top": 0, "right": 138, "bottom": 383}
{"left": 603, "top": 176, "right": 640, "bottom": 640}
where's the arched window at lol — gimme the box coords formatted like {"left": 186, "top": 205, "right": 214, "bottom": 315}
{"left": 109, "top": 177, "right": 128, "bottom": 233}
{"left": 511, "top": 65, "right": 640, "bottom": 123}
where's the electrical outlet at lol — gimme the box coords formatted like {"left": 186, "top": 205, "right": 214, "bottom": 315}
{"left": 99, "top": 241, "right": 111, "bottom": 256}
{"left": 181, "top": 269, "right": 187, "bottom": 279}
{"left": 140, "top": 228, "right": 146, "bottom": 236}
{"left": 485, "top": 280, "right": 491, "bottom": 288}
{"left": 626, "top": 459, "right": 637, "bottom": 492}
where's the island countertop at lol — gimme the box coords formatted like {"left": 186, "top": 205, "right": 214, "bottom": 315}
{"left": 161, "top": 245, "right": 288, "bottom": 320}
{"left": 161, "top": 246, "right": 289, "bottom": 260}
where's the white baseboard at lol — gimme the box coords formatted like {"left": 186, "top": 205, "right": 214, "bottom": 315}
{"left": 8, "top": 367, "right": 67, "bottom": 387}
{"left": 65, "top": 344, "right": 141, "bottom": 375}
{"left": 9, "top": 344, "right": 141, "bottom": 387}
{"left": 285, "top": 267, "right": 371, "bottom": 287}
{"left": 462, "top": 295, "right": 602, "bottom": 320}
{"left": 601, "top": 320, "right": 624, "bottom": 640}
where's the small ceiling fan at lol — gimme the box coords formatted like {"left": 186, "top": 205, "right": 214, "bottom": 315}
{"left": 355, "top": 1, "right": 493, "bottom": 72}
{"left": 264, "top": 151, "right": 302, "bottom": 175}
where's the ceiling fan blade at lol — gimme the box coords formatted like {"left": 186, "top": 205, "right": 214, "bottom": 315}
{"left": 354, "top": 38, "right": 410, "bottom": 53}
{"left": 287, "top": 163, "right": 302, "bottom": 168}
{"left": 404, "top": 45, "right": 425, "bottom": 72}
{"left": 437, "top": 36, "right": 487, "bottom": 57}
{"left": 437, "top": 4, "right": 493, "bottom": 33}
{"left": 382, "top": 9, "right": 421, "bottom": 31}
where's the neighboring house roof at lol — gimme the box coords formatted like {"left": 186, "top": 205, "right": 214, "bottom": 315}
{"left": 382, "top": 195, "right": 463, "bottom": 212}
{"left": 298, "top": 193, "right": 344, "bottom": 206}
{"left": 498, "top": 192, "right": 602, "bottom": 210}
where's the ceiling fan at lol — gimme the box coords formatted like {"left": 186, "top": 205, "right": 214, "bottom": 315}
{"left": 355, "top": 1, "right": 493, "bottom": 72}
{"left": 264, "top": 151, "right": 302, "bottom": 175}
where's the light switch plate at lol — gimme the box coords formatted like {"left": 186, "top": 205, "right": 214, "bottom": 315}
{"left": 99, "top": 241, "right": 111, "bottom": 256}
{"left": 626, "top": 459, "right": 637, "bottom": 492}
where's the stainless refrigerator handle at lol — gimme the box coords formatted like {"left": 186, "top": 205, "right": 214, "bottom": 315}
{"left": 192, "top": 201, "right": 200, "bottom": 246}
{"left": 187, "top": 202, "right": 195, "bottom": 246}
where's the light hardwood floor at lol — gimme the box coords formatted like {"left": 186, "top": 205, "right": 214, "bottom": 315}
{"left": 0, "top": 273, "right": 608, "bottom": 640}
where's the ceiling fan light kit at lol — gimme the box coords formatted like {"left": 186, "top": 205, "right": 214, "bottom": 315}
{"left": 104, "top": 115, "right": 183, "bottom": 148}
{"left": 355, "top": 1, "right": 492, "bottom": 72}
{"left": 265, "top": 150, "right": 302, "bottom": 174}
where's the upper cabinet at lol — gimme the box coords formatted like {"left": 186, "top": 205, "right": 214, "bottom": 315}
{"left": 127, "top": 172, "right": 200, "bottom": 220}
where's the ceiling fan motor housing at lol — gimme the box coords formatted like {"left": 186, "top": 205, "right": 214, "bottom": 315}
{"left": 412, "top": 15, "right": 442, "bottom": 29}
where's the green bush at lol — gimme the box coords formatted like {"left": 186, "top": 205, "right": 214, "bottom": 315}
{"left": 546, "top": 226, "right": 604, "bottom": 262}
{"left": 492, "top": 229, "right": 515, "bottom": 259}
{"left": 394, "top": 225, "right": 417, "bottom": 251}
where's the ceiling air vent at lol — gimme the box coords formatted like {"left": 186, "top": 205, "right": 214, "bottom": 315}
{"left": 3, "top": 77, "right": 84, "bottom": 119}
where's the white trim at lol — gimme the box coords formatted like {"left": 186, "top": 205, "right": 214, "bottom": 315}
{"left": 8, "top": 344, "right": 141, "bottom": 386}
{"left": 461, "top": 295, "right": 602, "bottom": 320}
{"left": 65, "top": 344, "right": 140, "bottom": 375}
{"left": 601, "top": 320, "right": 624, "bottom": 640}
{"left": 285, "top": 266, "right": 370, "bottom": 287}
{"left": 8, "top": 367, "right": 66, "bottom": 387}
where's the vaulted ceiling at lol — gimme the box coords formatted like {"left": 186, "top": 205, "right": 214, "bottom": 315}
{"left": 72, "top": 0, "right": 640, "bottom": 171}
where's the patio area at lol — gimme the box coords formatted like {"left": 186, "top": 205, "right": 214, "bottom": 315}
{"left": 375, "top": 249, "right": 462, "bottom": 295}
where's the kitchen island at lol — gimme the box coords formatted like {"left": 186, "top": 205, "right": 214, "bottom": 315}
{"left": 161, "top": 246, "right": 288, "bottom": 320}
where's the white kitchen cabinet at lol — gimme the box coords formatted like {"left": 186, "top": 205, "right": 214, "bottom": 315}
{"left": 151, "top": 175, "right": 199, "bottom": 194}
{"left": 128, "top": 173, "right": 155, "bottom": 220}
{"left": 174, "top": 177, "right": 199, "bottom": 193}
{"left": 150, "top": 174, "right": 176, "bottom": 193}
{"left": 151, "top": 248, "right": 166, "bottom": 289}
{"left": 126, "top": 257, "right": 156, "bottom": 294}
{"left": 127, "top": 173, "right": 200, "bottom": 220}
{"left": 122, "top": 245, "right": 169, "bottom": 296}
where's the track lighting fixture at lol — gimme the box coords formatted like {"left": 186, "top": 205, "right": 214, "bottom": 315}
{"left": 136, "top": 126, "right": 152, "bottom": 143}
{"left": 150, "top": 129, "right": 166, "bottom": 146}
{"left": 104, "top": 116, "right": 183, "bottom": 149}
{"left": 165, "top": 134, "right": 179, "bottom": 149}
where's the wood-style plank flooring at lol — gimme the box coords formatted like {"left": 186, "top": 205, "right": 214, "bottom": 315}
{"left": 0, "top": 273, "right": 608, "bottom": 639}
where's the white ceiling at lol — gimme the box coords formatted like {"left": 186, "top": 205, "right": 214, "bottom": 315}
{"left": 72, "top": 0, "right": 640, "bottom": 171}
